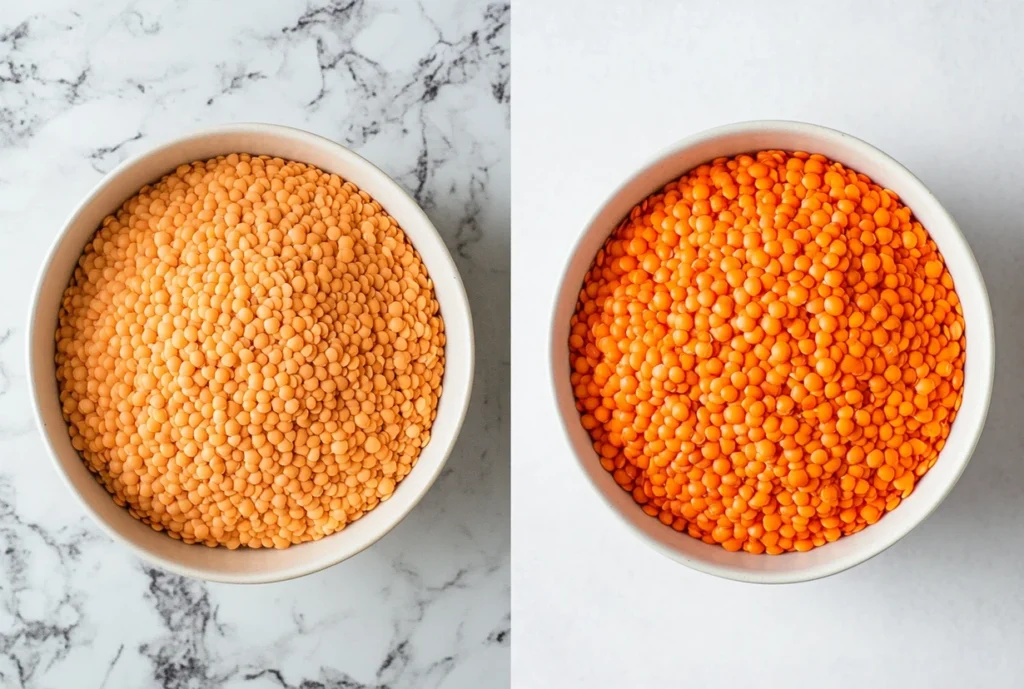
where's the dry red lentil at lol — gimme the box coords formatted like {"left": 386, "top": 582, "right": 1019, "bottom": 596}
{"left": 56, "top": 153, "right": 445, "bottom": 549}
{"left": 569, "top": 150, "right": 965, "bottom": 554}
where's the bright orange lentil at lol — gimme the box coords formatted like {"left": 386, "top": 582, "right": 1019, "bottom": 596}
{"left": 56, "top": 154, "right": 445, "bottom": 549}
{"left": 569, "top": 150, "right": 965, "bottom": 554}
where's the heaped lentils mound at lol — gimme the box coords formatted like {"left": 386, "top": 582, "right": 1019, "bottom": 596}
{"left": 55, "top": 154, "right": 445, "bottom": 549}
{"left": 569, "top": 150, "right": 965, "bottom": 555}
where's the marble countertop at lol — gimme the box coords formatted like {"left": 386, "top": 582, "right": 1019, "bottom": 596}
{"left": 0, "top": 1, "right": 509, "bottom": 688}
{"left": 514, "top": 1, "right": 1024, "bottom": 687}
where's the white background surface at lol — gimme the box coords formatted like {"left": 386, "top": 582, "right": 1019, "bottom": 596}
{"left": 512, "top": 1, "right": 1024, "bottom": 686}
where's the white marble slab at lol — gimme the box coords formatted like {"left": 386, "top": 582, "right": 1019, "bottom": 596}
{"left": 0, "top": 1, "right": 509, "bottom": 687}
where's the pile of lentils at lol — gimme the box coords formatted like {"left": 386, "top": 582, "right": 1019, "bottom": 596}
{"left": 569, "top": 150, "right": 965, "bottom": 554}
{"left": 55, "top": 154, "right": 445, "bottom": 549}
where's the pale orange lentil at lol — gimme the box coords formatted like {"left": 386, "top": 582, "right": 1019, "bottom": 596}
{"left": 569, "top": 150, "right": 965, "bottom": 555}
{"left": 56, "top": 153, "right": 445, "bottom": 549}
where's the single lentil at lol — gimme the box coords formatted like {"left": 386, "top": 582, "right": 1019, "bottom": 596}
{"left": 56, "top": 154, "right": 445, "bottom": 549}
{"left": 569, "top": 150, "right": 965, "bottom": 554}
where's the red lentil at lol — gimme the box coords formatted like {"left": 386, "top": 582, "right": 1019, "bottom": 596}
{"left": 56, "top": 154, "right": 445, "bottom": 549}
{"left": 569, "top": 150, "right": 965, "bottom": 554}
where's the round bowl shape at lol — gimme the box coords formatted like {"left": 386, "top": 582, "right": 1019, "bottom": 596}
{"left": 551, "top": 120, "right": 994, "bottom": 584}
{"left": 28, "top": 123, "right": 474, "bottom": 583}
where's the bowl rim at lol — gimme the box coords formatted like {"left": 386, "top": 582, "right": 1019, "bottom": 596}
{"left": 549, "top": 119, "right": 995, "bottom": 584}
{"left": 26, "top": 122, "right": 475, "bottom": 583}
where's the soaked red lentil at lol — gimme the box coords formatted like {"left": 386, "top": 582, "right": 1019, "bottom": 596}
{"left": 569, "top": 150, "right": 965, "bottom": 554}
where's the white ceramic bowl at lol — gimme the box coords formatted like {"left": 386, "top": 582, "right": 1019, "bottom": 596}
{"left": 551, "top": 120, "right": 994, "bottom": 583}
{"left": 28, "top": 123, "right": 474, "bottom": 583}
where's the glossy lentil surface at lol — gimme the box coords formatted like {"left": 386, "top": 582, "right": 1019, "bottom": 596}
{"left": 569, "top": 150, "right": 965, "bottom": 554}
{"left": 56, "top": 154, "right": 445, "bottom": 549}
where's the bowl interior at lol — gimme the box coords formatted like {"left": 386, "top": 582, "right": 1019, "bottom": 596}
{"left": 552, "top": 122, "right": 994, "bottom": 583}
{"left": 29, "top": 124, "right": 473, "bottom": 583}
